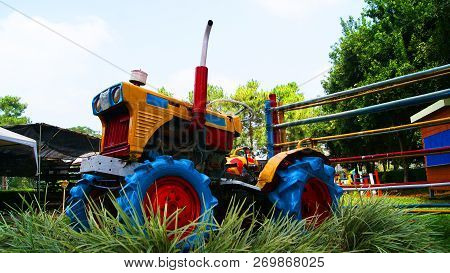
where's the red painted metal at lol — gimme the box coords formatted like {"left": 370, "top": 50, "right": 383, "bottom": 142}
{"left": 269, "top": 94, "right": 281, "bottom": 155}
{"left": 301, "top": 178, "right": 332, "bottom": 224}
{"left": 329, "top": 146, "right": 450, "bottom": 163}
{"left": 340, "top": 180, "right": 450, "bottom": 189}
{"left": 143, "top": 176, "right": 201, "bottom": 238}
{"left": 374, "top": 170, "right": 382, "bottom": 196}
{"left": 102, "top": 109, "right": 130, "bottom": 158}
{"left": 192, "top": 66, "right": 208, "bottom": 128}
{"left": 205, "top": 127, "right": 233, "bottom": 151}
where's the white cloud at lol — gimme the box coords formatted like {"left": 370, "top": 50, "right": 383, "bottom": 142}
{"left": 254, "top": 0, "right": 347, "bottom": 19}
{"left": 0, "top": 12, "right": 117, "bottom": 131}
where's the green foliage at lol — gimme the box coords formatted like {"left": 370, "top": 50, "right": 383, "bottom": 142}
{"left": 68, "top": 126, "right": 100, "bottom": 138}
{"left": 0, "top": 96, "right": 30, "bottom": 126}
{"left": 185, "top": 82, "right": 309, "bottom": 151}
{"left": 0, "top": 196, "right": 444, "bottom": 253}
{"left": 2, "top": 177, "right": 34, "bottom": 190}
{"left": 188, "top": 85, "right": 227, "bottom": 103}
{"left": 320, "top": 0, "right": 450, "bottom": 178}
{"left": 157, "top": 87, "right": 174, "bottom": 97}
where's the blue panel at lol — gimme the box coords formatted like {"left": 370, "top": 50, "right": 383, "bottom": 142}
{"left": 424, "top": 130, "right": 450, "bottom": 167}
{"left": 146, "top": 94, "right": 168, "bottom": 109}
{"left": 205, "top": 113, "right": 226, "bottom": 126}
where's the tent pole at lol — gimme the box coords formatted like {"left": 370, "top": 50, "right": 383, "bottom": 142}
{"left": 38, "top": 123, "right": 42, "bottom": 205}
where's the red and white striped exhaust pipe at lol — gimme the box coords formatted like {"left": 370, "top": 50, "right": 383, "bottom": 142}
{"left": 192, "top": 20, "right": 213, "bottom": 128}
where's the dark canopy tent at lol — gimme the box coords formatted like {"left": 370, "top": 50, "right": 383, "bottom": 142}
{"left": 0, "top": 127, "right": 38, "bottom": 177}
{"left": 3, "top": 123, "right": 100, "bottom": 181}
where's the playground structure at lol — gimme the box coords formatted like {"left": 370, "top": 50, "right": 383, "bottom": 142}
{"left": 264, "top": 64, "right": 450, "bottom": 198}
{"left": 66, "top": 21, "right": 342, "bottom": 240}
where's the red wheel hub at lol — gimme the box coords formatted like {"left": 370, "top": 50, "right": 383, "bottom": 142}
{"left": 143, "top": 176, "right": 201, "bottom": 237}
{"left": 301, "top": 178, "right": 332, "bottom": 225}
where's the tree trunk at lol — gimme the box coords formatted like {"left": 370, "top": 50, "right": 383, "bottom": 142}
{"left": 398, "top": 136, "right": 409, "bottom": 182}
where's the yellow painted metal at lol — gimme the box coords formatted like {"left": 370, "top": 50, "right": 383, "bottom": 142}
{"left": 99, "top": 82, "right": 242, "bottom": 159}
{"left": 226, "top": 147, "right": 260, "bottom": 175}
{"left": 256, "top": 147, "right": 326, "bottom": 190}
{"left": 407, "top": 209, "right": 450, "bottom": 214}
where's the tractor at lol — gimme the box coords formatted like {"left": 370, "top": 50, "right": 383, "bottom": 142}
{"left": 66, "top": 20, "right": 342, "bottom": 243}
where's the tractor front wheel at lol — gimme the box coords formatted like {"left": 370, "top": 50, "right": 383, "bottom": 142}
{"left": 116, "top": 156, "right": 217, "bottom": 246}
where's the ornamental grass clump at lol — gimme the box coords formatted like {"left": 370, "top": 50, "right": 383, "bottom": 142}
{"left": 0, "top": 194, "right": 444, "bottom": 253}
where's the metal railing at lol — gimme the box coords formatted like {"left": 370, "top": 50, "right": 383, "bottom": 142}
{"left": 264, "top": 64, "right": 450, "bottom": 158}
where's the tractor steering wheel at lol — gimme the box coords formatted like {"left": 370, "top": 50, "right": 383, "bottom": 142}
{"left": 206, "top": 99, "right": 254, "bottom": 122}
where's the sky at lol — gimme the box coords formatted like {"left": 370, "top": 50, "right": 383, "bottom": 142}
{"left": 0, "top": 0, "right": 365, "bottom": 131}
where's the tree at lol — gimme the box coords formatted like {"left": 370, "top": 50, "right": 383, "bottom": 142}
{"left": 68, "top": 126, "right": 101, "bottom": 138}
{"left": 0, "top": 96, "right": 30, "bottom": 126}
{"left": 157, "top": 87, "right": 174, "bottom": 97}
{"left": 188, "top": 85, "right": 228, "bottom": 104}
{"left": 321, "top": 0, "right": 450, "bottom": 180}
{"left": 230, "top": 80, "right": 311, "bottom": 152}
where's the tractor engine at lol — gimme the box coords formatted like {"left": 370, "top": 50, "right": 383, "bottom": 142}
{"left": 91, "top": 80, "right": 242, "bottom": 180}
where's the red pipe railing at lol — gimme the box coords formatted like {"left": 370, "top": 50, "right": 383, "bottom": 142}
{"left": 329, "top": 146, "right": 450, "bottom": 164}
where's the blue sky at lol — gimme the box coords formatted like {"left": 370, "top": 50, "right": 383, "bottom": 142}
{"left": 0, "top": 0, "right": 365, "bottom": 130}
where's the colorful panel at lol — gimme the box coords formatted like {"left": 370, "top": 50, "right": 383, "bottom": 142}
{"left": 146, "top": 94, "right": 168, "bottom": 109}
{"left": 205, "top": 113, "right": 226, "bottom": 126}
{"left": 424, "top": 129, "right": 450, "bottom": 167}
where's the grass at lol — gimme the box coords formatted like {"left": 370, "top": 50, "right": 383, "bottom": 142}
{"left": 343, "top": 191, "right": 450, "bottom": 251}
{"left": 0, "top": 194, "right": 446, "bottom": 253}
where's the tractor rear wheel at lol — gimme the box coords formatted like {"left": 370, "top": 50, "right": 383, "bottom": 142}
{"left": 268, "top": 156, "right": 342, "bottom": 223}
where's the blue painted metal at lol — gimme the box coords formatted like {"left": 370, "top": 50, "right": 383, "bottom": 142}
{"left": 273, "top": 64, "right": 450, "bottom": 112}
{"left": 109, "top": 83, "right": 123, "bottom": 105}
{"left": 205, "top": 113, "right": 226, "bottom": 126}
{"left": 66, "top": 174, "right": 101, "bottom": 231}
{"left": 274, "top": 88, "right": 450, "bottom": 129}
{"left": 265, "top": 100, "right": 274, "bottom": 159}
{"left": 146, "top": 93, "right": 169, "bottom": 109}
{"left": 424, "top": 130, "right": 450, "bottom": 167}
{"left": 116, "top": 156, "right": 217, "bottom": 249}
{"left": 92, "top": 83, "right": 123, "bottom": 115}
{"left": 268, "top": 156, "right": 343, "bottom": 220}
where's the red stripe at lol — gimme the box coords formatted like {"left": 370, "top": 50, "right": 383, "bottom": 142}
{"left": 330, "top": 146, "right": 450, "bottom": 163}
{"left": 340, "top": 180, "right": 449, "bottom": 188}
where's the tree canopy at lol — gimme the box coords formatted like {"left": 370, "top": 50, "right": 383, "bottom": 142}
{"left": 320, "top": 0, "right": 450, "bottom": 179}
{"left": 0, "top": 95, "right": 30, "bottom": 126}
{"left": 68, "top": 126, "right": 101, "bottom": 138}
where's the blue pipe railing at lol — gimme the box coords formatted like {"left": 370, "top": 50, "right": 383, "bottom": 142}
{"left": 273, "top": 88, "right": 450, "bottom": 129}
{"left": 273, "top": 64, "right": 450, "bottom": 112}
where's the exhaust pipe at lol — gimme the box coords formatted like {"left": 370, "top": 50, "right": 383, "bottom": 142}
{"left": 192, "top": 20, "right": 213, "bottom": 128}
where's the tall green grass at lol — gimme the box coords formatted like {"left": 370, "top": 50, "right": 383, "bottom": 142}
{"left": 0, "top": 196, "right": 445, "bottom": 253}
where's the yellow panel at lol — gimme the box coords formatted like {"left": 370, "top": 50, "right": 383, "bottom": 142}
{"left": 104, "top": 82, "right": 243, "bottom": 159}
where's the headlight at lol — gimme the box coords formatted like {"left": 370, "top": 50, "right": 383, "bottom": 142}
{"left": 92, "top": 83, "right": 122, "bottom": 115}
{"left": 111, "top": 86, "right": 121, "bottom": 104}
{"left": 94, "top": 97, "right": 101, "bottom": 112}
{"left": 99, "top": 90, "right": 111, "bottom": 110}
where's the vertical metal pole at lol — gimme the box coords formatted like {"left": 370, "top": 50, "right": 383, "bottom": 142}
{"left": 278, "top": 102, "right": 286, "bottom": 151}
{"left": 38, "top": 123, "right": 42, "bottom": 204}
{"left": 265, "top": 100, "right": 274, "bottom": 159}
{"left": 269, "top": 94, "right": 281, "bottom": 155}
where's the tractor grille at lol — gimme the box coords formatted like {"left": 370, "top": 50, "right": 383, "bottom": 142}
{"left": 102, "top": 107, "right": 130, "bottom": 158}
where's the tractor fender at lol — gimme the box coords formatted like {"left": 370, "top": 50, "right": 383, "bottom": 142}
{"left": 256, "top": 148, "right": 329, "bottom": 191}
